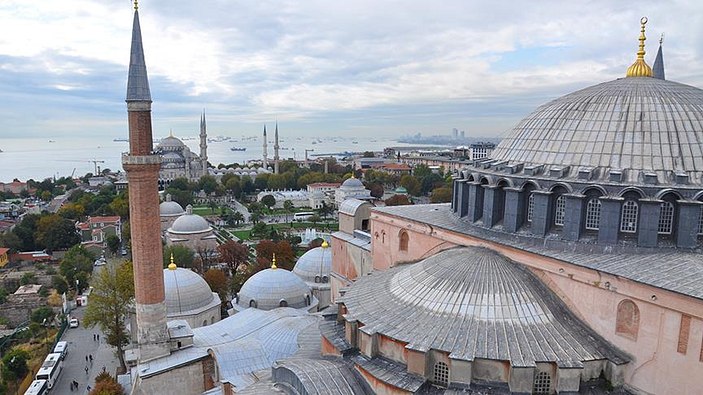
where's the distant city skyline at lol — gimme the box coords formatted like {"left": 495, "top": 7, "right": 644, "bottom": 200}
{"left": 0, "top": 0, "right": 701, "bottom": 140}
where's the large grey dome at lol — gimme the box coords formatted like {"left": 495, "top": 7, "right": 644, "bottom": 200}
{"left": 237, "top": 267, "right": 314, "bottom": 311}
{"left": 340, "top": 247, "right": 628, "bottom": 367}
{"left": 163, "top": 267, "right": 218, "bottom": 316}
{"left": 293, "top": 243, "right": 332, "bottom": 283}
{"left": 169, "top": 205, "right": 211, "bottom": 234}
{"left": 158, "top": 135, "right": 185, "bottom": 150}
{"left": 491, "top": 77, "right": 703, "bottom": 185}
{"left": 341, "top": 177, "right": 364, "bottom": 188}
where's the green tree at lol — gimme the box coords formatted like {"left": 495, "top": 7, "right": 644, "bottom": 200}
{"left": 251, "top": 222, "right": 268, "bottom": 238}
{"left": 199, "top": 175, "right": 218, "bottom": 195}
{"left": 84, "top": 261, "right": 134, "bottom": 372}
{"left": 309, "top": 214, "right": 321, "bottom": 226}
{"left": 106, "top": 235, "right": 121, "bottom": 256}
{"left": 30, "top": 306, "right": 54, "bottom": 324}
{"left": 59, "top": 245, "right": 95, "bottom": 292}
{"left": 283, "top": 200, "right": 294, "bottom": 223}
{"left": 254, "top": 174, "right": 269, "bottom": 191}
{"left": 1, "top": 348, "right": 29, "bottom": 382}
{"left": 412, "top": 164, "right": 432, "bottom": 179}
{"left": 35, "top": 214, "right": 81, "bottom": 252}
{"left": 385, "top": 194, "right": 413, "bottom": 206}
{"left": 231, "top": 211, "right": 244, "bottom": 227}
{"left": 19, "top": 272, "right": 36, "bottom": 285}
{"left": 163, "top": 245, "right": 195, "bottom": 269}
{"left": 0, "top": 231, "right": 22, "bottom": 252}
{"left": 261, "top": 194, "right": 276, "bottom": 210}
{"left": 255, "top": 240, "right": 295, "bottom": 270}
{"left": 225, "top": 177, "right": 241, "bottom": 196}
{"left": 400, "top": 174, "right": 422, "bottom": 196}
{"left": 430, "top": 187, "right": 453, "bottom": 203}
{"left": 240, "top": 176, "right": 254, "bottom": 194}
{"left": 249, "top": 212, "right": 262, "bottom": 224}
{"left": 52, "top": 275, "right": 69, "bottom": 295}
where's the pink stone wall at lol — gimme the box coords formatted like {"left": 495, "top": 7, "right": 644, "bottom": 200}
{"left": 377, "top": 334, "right": 408, "bottom": 364}
{"left": 368, "top": 210, "right": 703, "bottom": 394}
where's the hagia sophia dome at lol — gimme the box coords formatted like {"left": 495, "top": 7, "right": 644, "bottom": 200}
{"left": 163, "top": 258, "right": 221, "bottom": 328}
{"left": 233, "top": 259, "right": 318, "bottom": 313}
{"left": 169, "top": 205, "right": 212, "bottom": 234}
{"left": 293, "top": 241, "right": 332, "bottom": 284}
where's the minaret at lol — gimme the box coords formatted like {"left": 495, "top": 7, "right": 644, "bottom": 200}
{"left": 200, "top": 111, "right": 208, "bottom": 175}
{"left": 262, "top": 125, "right": 268, "bottom": 168}
{"left": 652, "top": 33, "right": 665, "bottom": 80}
{"left": 122, "top": 1, "right": 170, "bottom": 362}
{"left": 274, "top": 121, "right": 280, "bottom": 174}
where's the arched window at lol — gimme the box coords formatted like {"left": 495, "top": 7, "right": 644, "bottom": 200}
{"left": 585, "top": 198, "right": 602, "bottom": 230}
{"left": 526, "top": 193, "right": 535, "bottom": 223}
{"left": 533, "top": 371, "right": 551, "bottom": 394}
{"left": 433, "top": 361, "right": 449, "bottom": 387}
{"left": 314, "top": 275, "right": 321, "bottom": 283}
{"left": 658, "top": 201, "right": 675, "bottom": 234}
{"left": 249, "top": 299, "right": 257, "bottom": 308}
{"left": 620, "top": 200, "right": 639, "bottom": 233}
{"left": 279, "top": 300, "right": 288, "bottom": 307}
{"left": 399, "top": 231, "right": 409, "bottom": 251}
{"left": 322, "top": 276, "right": 328, "bottom": 283}
{"left": 554, "top": 195, "right": 566, "bottom": 226}
{"left": 202, "top": 320, "right": 208, "bottom": 327}
{"left": 211, "top": 317, "right": 215, "bottom": 324}
{"left": 616, "top": 299, "right": 640, "bottom": 340}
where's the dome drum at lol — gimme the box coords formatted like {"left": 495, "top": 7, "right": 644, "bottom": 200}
{"left": 234, "top": 267, "right": 318, "bottom": 313}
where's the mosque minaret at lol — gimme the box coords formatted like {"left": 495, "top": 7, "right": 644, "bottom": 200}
{"left": 122, "top": 1, "right": 170, "bottom": 362}
{"left": 273, "top": 121, "right": 280, "bottom": 174}
{"left": 262, "top": 124, "right": 268, "bottom": 168}
{"left": 199, "top": 111, "right": 208, "bottom": 173}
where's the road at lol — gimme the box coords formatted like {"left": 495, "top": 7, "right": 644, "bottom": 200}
{"left": 51, "top": 305, "right": 119, "bottom": 394}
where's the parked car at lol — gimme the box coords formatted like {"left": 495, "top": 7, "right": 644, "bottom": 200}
{"left": 69, "top": 318, "right": 79, "bottom": 328}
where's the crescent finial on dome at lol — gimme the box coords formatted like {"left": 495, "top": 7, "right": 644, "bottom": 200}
{"left": 168, "top": 252, "right": 177, "bottom": 270}
{"left": 271, "top": 253, "right": 277, "bottom": 269}
{"left": 626, "top": 17, "right": 653, "bottom": 77}
{"left": 321, "top": 240, "right": 329, "bottom": 248}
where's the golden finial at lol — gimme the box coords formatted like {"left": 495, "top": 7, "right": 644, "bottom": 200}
{"left": 168, "top": 252, "right": 176, "bottom": 270}
{"left": 626, "top": 17, "right": 653, "bottom": 77}
{"left": 134, "top": 0, "right": 138, "bottom": 11}
{"left": 660, "top": 33, "right": 664, "bottom": 45}
{"left": 321, "top": 240, "right": 329, "bottom": 248}
{"left": 271, "top": 253, "right": 277, "bottom": 269}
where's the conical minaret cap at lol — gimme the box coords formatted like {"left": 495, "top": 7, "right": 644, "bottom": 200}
{"left": 126, "top": 7, "right": 152, "bottom": 101}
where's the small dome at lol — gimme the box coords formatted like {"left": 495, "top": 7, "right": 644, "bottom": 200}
{"left": 169, "top": 205, "right": 211, "bottom": 234}
{"left": 341, "top": 177, "right": 364, "bottom": 188}
{"left": 160, "top": 194, "right": 185, "bottom": 217}
{"left": 293, "top": 243, "right": 332, "bottom": 283}
{"left": 394, "top": 186, "right": 408, "bottom": 194}
{"left": 163, "top": 267, "right": 216, "bottom": 315}
{"left": 238, "top": 267, "right": 312, "bottom": 311}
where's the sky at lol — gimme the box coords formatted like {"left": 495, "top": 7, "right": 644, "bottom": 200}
{"left": 0, "top": 0, "right": 702, "bottom": 141}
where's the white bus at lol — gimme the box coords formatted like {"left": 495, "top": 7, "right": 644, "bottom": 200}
{"left": 53, "top": 341, "right": 68, "bottom": 360}
{"left": 35, "top": 353, "right": 63, "bottom": 389}
{"left": 24, "top": 379, "right": 48, "bottom": 395}
{"left": 293, "top": 212, "right": 315, "bottom": 221}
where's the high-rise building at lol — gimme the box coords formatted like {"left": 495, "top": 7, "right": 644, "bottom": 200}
{"left": 122, "top": 2, "right": 170, "bottom": 362}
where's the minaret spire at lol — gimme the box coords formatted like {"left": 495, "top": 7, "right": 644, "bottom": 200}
{"left": 122, "top": 4, "right": 170, "bottom": 362}
{"left": 262, "top": 124, "right": 268, "bottom": 169}
{"left": 200, "top": 110, "right": 208, "bottom": 175}
{"left": 274, "top": 121, "right": 280, "bottom": 174}
{"left": 652, "top": 33, "right": 665, "bottom": 80}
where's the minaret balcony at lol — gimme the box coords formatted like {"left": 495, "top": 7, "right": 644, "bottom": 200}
{"left": 122, "top": 152, "right": 162, "bottom": 166}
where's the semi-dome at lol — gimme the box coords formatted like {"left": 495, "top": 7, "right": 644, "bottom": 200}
{"left": 160, "top": 194, "right": 185, "bottom": 217}
{"left": 341, "top": 247, "right": 628, "bottom": 367}
{"left": 491, "top": 77, "right": 703, "bottom": 185}
{"left": 169, "top": 205, "right": 211, "bottom": 234}
{"left": 293, "top": 242, "right": 332, "bottom": 283}
{"left": 163, "top": 265, "right": 217, "bottom": 316}
{"left": 236, "top": 266, "right": 315, "bottom": 311}
{"left": 341, "top": 177, "right": 364, "bottom": 188}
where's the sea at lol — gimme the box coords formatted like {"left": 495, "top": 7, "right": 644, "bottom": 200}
{"left": 0, "top": 135, "right": 442, "bottom": 183}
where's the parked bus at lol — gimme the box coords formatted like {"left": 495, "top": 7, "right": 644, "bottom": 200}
{"left": 35, "top": 353, "right": 63, "bottom": 389}
{"left": 293, "top": 212, "right": 315, "bottom": 221}
{"left": 53, "top": 341, "right": 68, "bottom": 360}
{"left": 24, "top": 379, "right": 48, "bottom": 395}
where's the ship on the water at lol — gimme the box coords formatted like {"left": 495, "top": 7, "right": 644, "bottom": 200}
{"left": 230, "top": 147, "right": 246, "bottom": 152}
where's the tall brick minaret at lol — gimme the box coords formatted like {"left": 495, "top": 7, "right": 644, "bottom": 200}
{"left": 199, "top": 111, "right": 208, "bottom": 176}
{"left": 122, "top": 2, "right": 170, "bottom": 362}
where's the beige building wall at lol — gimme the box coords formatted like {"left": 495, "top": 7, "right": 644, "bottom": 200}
{"left": 367, "top": 210, "right": 703, "bottom": 395}
{"left": 134, "top": 359, "right": 207, "bottom": 395}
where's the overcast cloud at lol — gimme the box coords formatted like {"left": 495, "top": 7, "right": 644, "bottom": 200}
{"left": 0, "top": 0, "right": 701, "bottom": 140}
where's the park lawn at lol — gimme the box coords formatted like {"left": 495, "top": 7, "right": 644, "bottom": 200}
{"left": 192, "top": 205, "right": 234, "bottom": 216}
{"left": 230, "top": 229, "right": 252, "bottom": 240}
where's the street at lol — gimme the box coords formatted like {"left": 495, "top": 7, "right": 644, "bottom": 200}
{"left": 52, "top": 305, "right": 119, "bottom": 394}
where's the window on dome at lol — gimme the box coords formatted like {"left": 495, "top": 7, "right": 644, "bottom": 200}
{"left": 658, "top": 201, "right": 674, "bottom": 234}
{"left": 620, "top": 200, "right": 639, "bottom": 233}
{"left": 433, "top": 361, "right": 449, "bottom": 387}
{"left": 322, "top": 276, "right": 328, "bottom": 283}
{"left": 533, "top": 371, "right": 551, "bottom": 394}
{"left": 554, "top": 195, "right": 566, "bottom": 226}
{"left": 526, "top": 193, "right": 535, "bottom": 223}
{"left": 279, "top": 300, "right": 288, "bottom": 307}
{"left": 399, "top": 231, "right": 409, "bottom": 251}
{"left": 202, "top": 320, "right": 208, "bottom": 327}
{"left": 315, "top": 275, "right": 321, "bottom": 283}
{"left": 249, "top": 300, "right": 257, "bottom": 308}
{"left": 585, "top": 198, "right": 602, "bottom": 230}
{"left": 305, "top": 295, "right": 311, "bottom": 306}
{"left": 616, "top": 299, "right": 640, "bottom": 340}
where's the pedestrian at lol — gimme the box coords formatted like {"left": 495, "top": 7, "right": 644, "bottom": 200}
{"left": 85, "top": 365, "right": 89, "bottom": 375}
{"left": 85, "top": 355, "right": 88, "bottom": 362}
{"left": 93, "top": 333, "right": 96, "bottom": 341}
{"left": 102, "top": 366, "right": 106, "bottom": 373}
{"left": 70, "top": 381, "right": 74, "bottom": 390}
{"left": 87, "top": 385, "right": 91, "bottom": 392}
{"left": 73, "top": 380, "right": 78, "bottom": 389}
{"left": 97, "top": 334, "right": 100, "bottom": 341}
{"left": 89, "top": 354, "right": 93, "bottom": 362}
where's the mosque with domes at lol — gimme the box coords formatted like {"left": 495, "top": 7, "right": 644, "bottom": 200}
{"left": 156, "top": 114, "right": 209, "bottom": 189}
{"left": 121, "top": 4, "right": 702, "bottom": 394}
